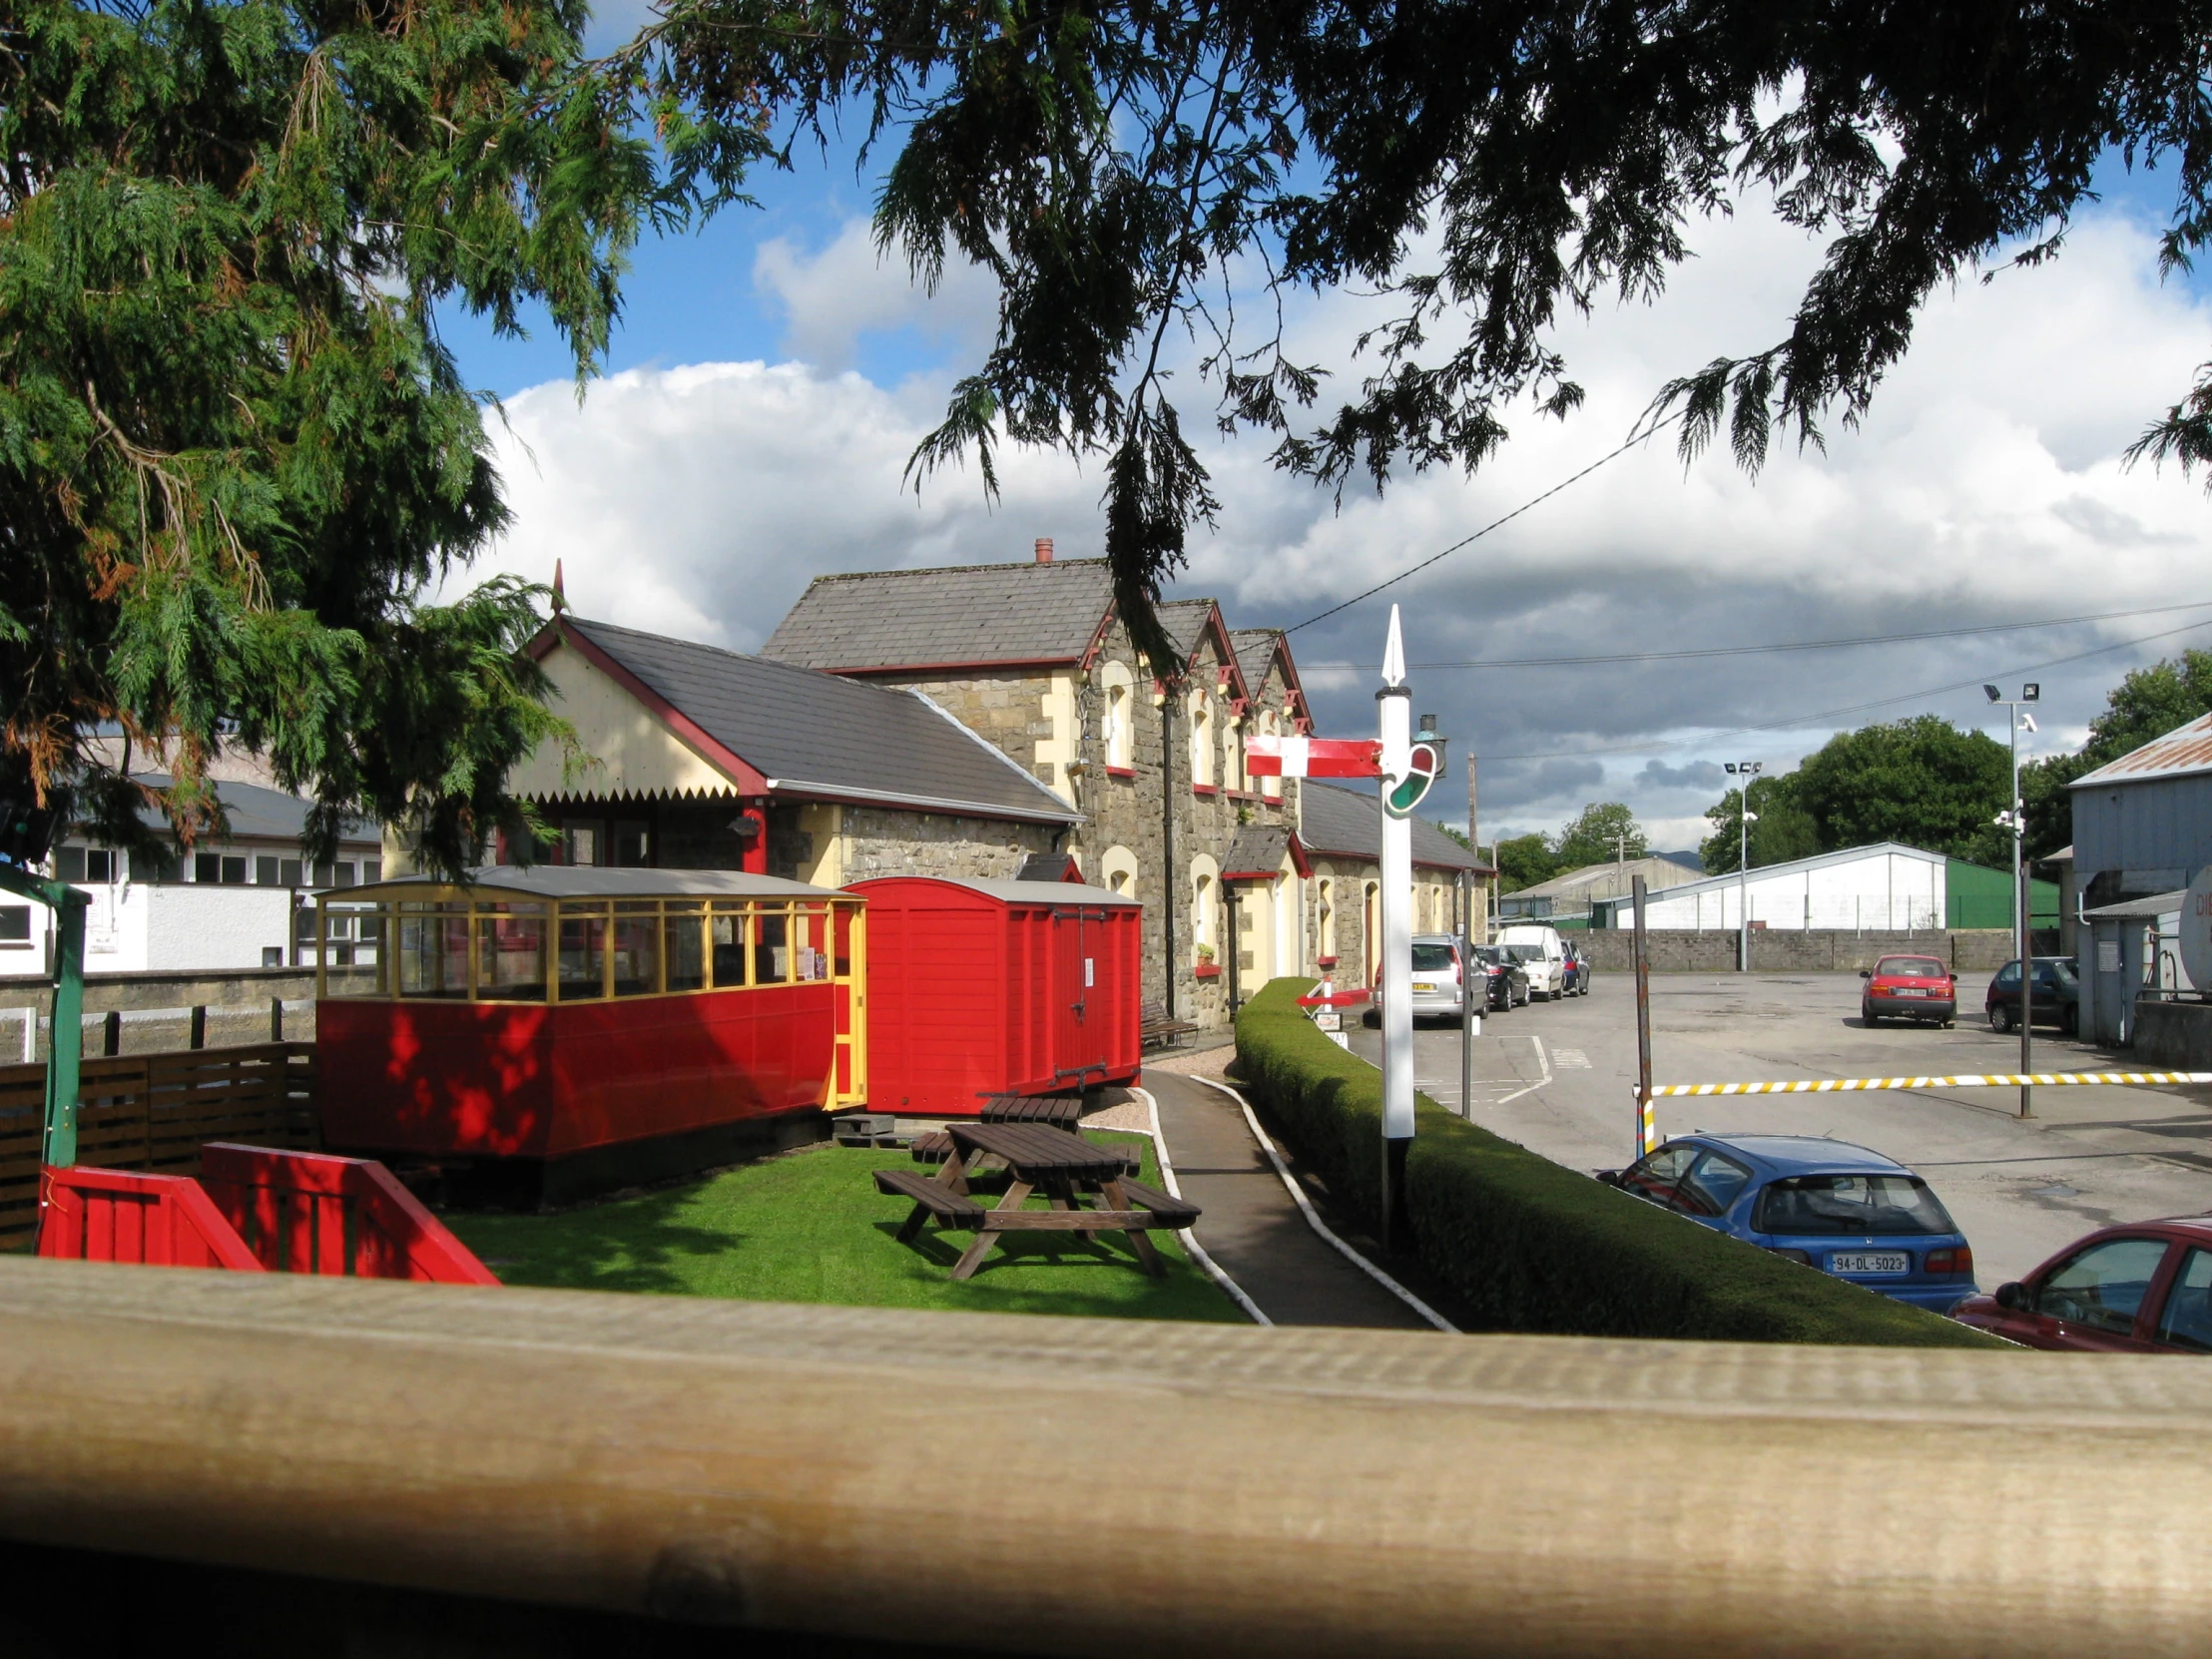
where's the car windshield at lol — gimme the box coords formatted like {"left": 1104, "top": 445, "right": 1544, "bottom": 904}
{"left": 1410, "top": 944, "right": 1456, "bottom": 971}
{"left": 2039, "top": 958, "right": 2078, "bottom": 982}
{"left": 1505, "top": 943, "right": 1545, "bottom": 962}
{"left": 1876, "top": 957, "right": 1945, "bottom": 978}
{"left": 1754, "top": 1174, "right": 1956, "bottom": 1236}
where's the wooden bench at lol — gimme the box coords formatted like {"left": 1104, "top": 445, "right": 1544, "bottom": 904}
{"left": 1114, "top": 1176, "right": 1200, "bottom": 1231}
{"left": 1141, "top": 1002, "right": 1200, "bottom": 1051}
{"left": 873, "top": 1169, "right": 988, "bottom": 1244}
{"left": 983, "top": 1094, "right": 1084, "bottom": 1129}
{"left": 910, "top": 1129, "right": 1141, "bottom": 1175}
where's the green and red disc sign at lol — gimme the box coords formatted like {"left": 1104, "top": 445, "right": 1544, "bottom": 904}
{"left": 1384, "top": 742, "right": 1441, "bottom": 819}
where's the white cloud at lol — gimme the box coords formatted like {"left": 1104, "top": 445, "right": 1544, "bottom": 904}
{"left": 753, "top": 219, "right": 1000, "bottom": 372}
{"left": 470, "top": 208, "right": 2212, "bottom": 848}
{"left": 472, "top": 360, "right": 1094, "bottom": 648}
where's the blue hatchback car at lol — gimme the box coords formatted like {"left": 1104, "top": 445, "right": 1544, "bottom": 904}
{"left": 1601, "top": 1134, "right": 1977, "bottom": 1312}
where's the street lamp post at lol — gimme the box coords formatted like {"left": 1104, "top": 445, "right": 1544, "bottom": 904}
{"left": 1985, "top": 683, "right": 2041, "bottom": 1118}
{"left": 1724, "top": 762, "right": 1762, "bottom": 971}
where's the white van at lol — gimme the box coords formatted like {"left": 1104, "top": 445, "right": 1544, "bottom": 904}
{"left": 1495, "top": 924, "right": 1567, "bottom": 1000}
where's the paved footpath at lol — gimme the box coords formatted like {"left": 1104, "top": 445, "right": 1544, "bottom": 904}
{"left": 1143, "top": 1071, "right": 1429, "bottom": 1330}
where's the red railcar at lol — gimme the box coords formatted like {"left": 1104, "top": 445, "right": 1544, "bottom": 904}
{"left": 846, "top": 876, "right": 1141, "bottom": 1117}
{"left": 314, "top": 868, "right": 865, "bottom": 1202}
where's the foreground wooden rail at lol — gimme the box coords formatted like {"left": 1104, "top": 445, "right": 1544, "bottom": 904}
{"left": 3, "top": 1256, "right": 2211, "bottom": 1656}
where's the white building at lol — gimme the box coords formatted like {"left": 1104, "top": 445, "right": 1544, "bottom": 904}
{"left": 0, "top": 775, "right": 382, "bottom": 977}
{"left": 1591, "top": 842, "right": 1948, "bottom": 932}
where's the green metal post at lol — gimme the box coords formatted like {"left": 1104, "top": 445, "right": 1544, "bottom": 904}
{"left": 0, "top": 863, "right": 87, "bottom": 1168}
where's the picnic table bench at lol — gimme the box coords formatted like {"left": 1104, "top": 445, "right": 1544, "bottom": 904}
{"left": 874, "top": 1121, "right": 1199, "bottom": 1281}
{"left": 909, "top": 1094, "right": 1111, "bottom": 1169}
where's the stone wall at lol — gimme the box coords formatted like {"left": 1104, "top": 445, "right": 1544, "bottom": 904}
{"left": 836, "top": 805, "right": 1059, "bottom": 882}
{"left": 1577, "top": 928, "right": 2017, "bottom": 974}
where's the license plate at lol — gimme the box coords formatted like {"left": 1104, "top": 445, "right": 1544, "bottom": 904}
{"left": 1413, "top": 981, "right": 1436, "bottom": 992}
{"left": 1830, "top": 1252, "right": 1910, "bottom": 1275}
{"left": 1891, "top": 987, "right": 1928, "bottom": 997}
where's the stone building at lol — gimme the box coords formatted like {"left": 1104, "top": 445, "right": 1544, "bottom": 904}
{"left": 765, "top": 540, "right": 1490, "bottom": 1024}
{"left": 499, "top": 616, "right": 1079, "bottom": 886}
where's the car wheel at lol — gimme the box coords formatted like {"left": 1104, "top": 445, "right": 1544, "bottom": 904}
{"left": 2061, "top": 1005, "right": 2079, "bottom": 1036}
{"left": 1862, "top": 1003, "right": 1877, "bottom": 1025}
{"left": 1990, "top": 1004, "right": 2013, "bottom": 1034}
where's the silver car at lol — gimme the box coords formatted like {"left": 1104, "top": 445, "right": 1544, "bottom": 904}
{"left": 1407, "top": 934, "right": 1472, "bottom": 1019}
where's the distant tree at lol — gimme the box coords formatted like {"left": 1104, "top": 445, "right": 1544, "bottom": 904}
{"left": 1701, "top": 773, "right": 1823, "bottom": 873}
{"left": 1493, "top": 833, "right": 1558, "bottom": 895}
{"left": 1432, "top": 821, "right": 1472, "bottom": 849}
{"left": 1790, "top": 717, "right": 2010, "bottom": 861}
{"left": 2022, "top": 650, "right": 2212, "bottom": 857}
{"left": 1552, "top": 802, "right": 1648, "bottom": 870}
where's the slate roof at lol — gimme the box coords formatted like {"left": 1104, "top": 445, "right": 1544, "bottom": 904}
{"left": 1297, "top": 781, "right": 1490, "bottom": 872}
{"left": 120, "top": 774, "right": 377, "bottom": 846}
{"left": 2071, "top": 712, "right": 2212, "bottom": 789}
{"left": 762, "top": 559, "right": 1117, "bottom": 672}
{"left": 1223, "top": 826, "right": 1294, "bottom": 878}
{"left": 1230, "top": 629, "right": 1286, "bottom": 698}
{"left": 1155, "top": 599, "right": 1220, "bottom": 669}
{"left": 562, "top": 618, "right": 1078, "bottom": 825}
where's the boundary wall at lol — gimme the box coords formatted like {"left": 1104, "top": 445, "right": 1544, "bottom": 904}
{"left": 1575, "top": 928, "right": 2017, "bottom": 974}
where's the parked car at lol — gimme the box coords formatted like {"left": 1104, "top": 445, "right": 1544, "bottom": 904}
{"left": 1560, "top": 941, "right": 1592, "bottom": 997}
{"left": 1469, "top": 944, "right": 1529, "bottom": 1009}
{"left": 1597, "top": 1134, "right": 1977, "bottom": 1312}
{"left": 1405, "top": 934, "right": 1472, "bottom": 1021}
{"left": 1985, "top": 955, "right": 2080, "bottom": 1035}
{"left": 1859, "top": 953, "right": 1956, "bottom": 1027}
{"left": 1495, "top": 923, "right": 1567, "bottom": 1000}
{"left": 1950, "top": 1218, "right": 2212, "bottom": 1352}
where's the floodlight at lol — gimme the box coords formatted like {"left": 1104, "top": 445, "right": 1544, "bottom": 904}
{"left": 2023, "top": 684, "right": 2040, "bottom": 702}
{"left": 1724, "top": 762, "right": 1737, "bottom": 774}
{"left": 1983, "top": 684, "right": 2002, "bottom": 702}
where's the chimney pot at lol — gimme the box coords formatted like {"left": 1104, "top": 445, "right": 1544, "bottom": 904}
{"left": 1034, "top": 537, "right": 1054, "bottom": 564}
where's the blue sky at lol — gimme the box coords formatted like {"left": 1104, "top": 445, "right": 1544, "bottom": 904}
{"left": 449, "top": 122, "right": 2212, "bottom": 851}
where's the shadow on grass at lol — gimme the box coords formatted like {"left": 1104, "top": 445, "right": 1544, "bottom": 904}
{"left": 453, "top": 1193, "right": 750, "bottom": 1297}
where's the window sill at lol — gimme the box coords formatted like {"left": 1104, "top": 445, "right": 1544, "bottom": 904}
{"left": 1317, "top": 955, "right": 1338, "bottom": 969}
{"left": 1194, "top": 961, "right": 1222, "bottom": 979}
{"left": 1105, "top": 765, "right": 1137, "bottom": 781}
{"left": 1192, "top": 785, "right": 1219, "bottom": 799}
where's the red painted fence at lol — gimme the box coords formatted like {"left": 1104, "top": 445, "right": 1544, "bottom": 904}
{"left": 36, "top": 1148, "right": 497, "bottom": 1286}
{"left": 37, "top": 1165, "right": 266, "bottom": 1272}
{"left": 199, "top": 1144, "right": 498, "bottom": 1285}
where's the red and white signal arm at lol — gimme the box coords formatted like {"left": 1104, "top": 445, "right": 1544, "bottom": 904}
{"left": 1246, "top": 735, "right": 1383, "bottom": 779}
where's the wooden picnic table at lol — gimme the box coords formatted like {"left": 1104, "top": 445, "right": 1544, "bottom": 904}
{"left": 874, "top": 1121, "right": 1198, "bottom": 1282}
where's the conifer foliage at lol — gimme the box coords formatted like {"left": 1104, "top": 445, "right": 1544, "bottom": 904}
{"left": 0, "top": 0, "right": 750, "bottom": 871}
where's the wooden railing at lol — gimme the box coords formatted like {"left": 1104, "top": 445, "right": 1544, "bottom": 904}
{"left": 0, "top": 1043, "right": 316, "bottom": 1249}
{"left": 8, "top": 1261, "right": 2212, "bottom": 1655}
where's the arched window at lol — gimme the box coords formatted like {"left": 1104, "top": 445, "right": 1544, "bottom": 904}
{"left": 1190, "top": 854, "right": 1221, "bottom": 957}
{"left": 1100, "top": 661, "right": 1135, "bottom": 769}
{"left": 1227, "top": 715, "right": 1246, "bottom": 793}
{"left": 1189, "top": 690, "right": 1215, "bottom": 788}
{"left": 1259, "top": 711, "right": 1281, "bottom": 799}
{"left": 1318, "top": 870, "right": 1337, "bottom": 962}
{"left": 1101, "top": 843, "right": 1140, "bottom": 895}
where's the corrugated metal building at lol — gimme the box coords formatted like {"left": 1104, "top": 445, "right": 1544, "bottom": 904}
{"left": 1588, "top": 842, "right": 2056, "bottom": 933}
{"left": 2067, "top": 713, "right": 2212, "bottom": 1042}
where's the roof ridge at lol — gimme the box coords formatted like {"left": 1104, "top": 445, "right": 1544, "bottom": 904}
{"left": 798, "top": 558, "right": 1110, "bottom": 585}
{"left": 572, "top": 615, "right": 857, "bottom": 687}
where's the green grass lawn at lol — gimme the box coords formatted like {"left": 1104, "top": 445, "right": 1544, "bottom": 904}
{"left": 444, "top": 1131, "right": 1242, "bottom": 1323}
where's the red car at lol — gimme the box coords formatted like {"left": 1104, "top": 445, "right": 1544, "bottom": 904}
{"left": 1950, "top": 1218, "right": 2212, "bottom": 1352}
{"left": 1858, "top": 953, "right": 1957, "bottom": 1027}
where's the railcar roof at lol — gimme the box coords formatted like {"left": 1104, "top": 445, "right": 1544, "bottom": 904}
{"left": 318, "top": 866, "right": 842, "bottom": 900}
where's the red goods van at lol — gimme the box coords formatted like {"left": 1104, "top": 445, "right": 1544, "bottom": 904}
{"left": 313, "top": 867, "right": 866, "bottom": 1203}
{"left": 846, "top": 876, "right": 1142, "bottom": 1116}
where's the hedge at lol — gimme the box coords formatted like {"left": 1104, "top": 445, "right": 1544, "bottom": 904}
{"left": 1234, "top": 978, "right": 2003, "bottom": 1347}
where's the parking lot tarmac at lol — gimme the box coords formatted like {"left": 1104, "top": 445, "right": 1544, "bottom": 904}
{"left": 1348, "top": 971, "right": 2212, "bottom": 1287}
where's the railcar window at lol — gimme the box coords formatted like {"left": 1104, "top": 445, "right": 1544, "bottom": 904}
{"left": 710, "top": 906, "right": 751, "bottom": 988}
{"left": 664, "top": 903, "right": 706, "bottom": 991}
{"left": 558, "top": 908, "right": 609, "bottom": 1000}
{"left": 475, "top": 908, "right": 547, "bottom": 1001}
{"left": 612, "top": 904, "right": 660, "bottom": 996}
{"left": 757, "top": 907, "right": 790, "bottom": 984}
